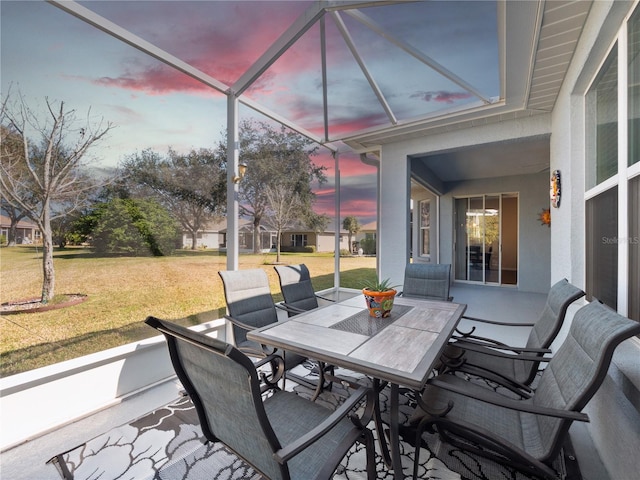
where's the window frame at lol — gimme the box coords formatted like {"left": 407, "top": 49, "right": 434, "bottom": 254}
{"left": 585, "top": 6, "right": 640, "bottom": 320}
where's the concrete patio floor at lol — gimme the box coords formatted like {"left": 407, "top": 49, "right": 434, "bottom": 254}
{"left": 1, "top": 283, "right": 607, "bottom": 480}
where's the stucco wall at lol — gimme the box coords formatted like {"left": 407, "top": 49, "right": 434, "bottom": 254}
{"left": 549, "top": 2, "right": 640, "bottom": 480}
{"left": 441, "top": 172, "right": 551, "bottom": 293}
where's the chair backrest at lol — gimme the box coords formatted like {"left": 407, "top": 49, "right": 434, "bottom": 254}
{"left": 525, "top": 278, "right": 585, "bottom": 351}
{"left": 219, "top": 269, "right": 279, "bottom": 345}
{"left": 532, "top": 300, "right": 640, "bottom": 461}
{"left": 402, "top": 263, "right": 451, "bottom": 301}
{"left": 274, "top": 264, "right": 319, "bottom": 314}
{"left": 145, "top": 316, "right": 288, "bottom": 480}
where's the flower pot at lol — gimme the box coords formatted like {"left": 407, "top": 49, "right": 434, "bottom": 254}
{"left": 362, "top": 288, "right": 397, "bottom": 318}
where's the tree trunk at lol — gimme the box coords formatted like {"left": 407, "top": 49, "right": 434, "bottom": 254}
{"left": 8, "top": 221, "right": 18, "bottom": 246}
{"left": 276, "top": 230, "right": 282, "bottom": 263}
{"left": 190, "top": 229, "right": 198, "bottom": 249}
{"left": 253, "top": 216, "right": 262, "bottom": 253}
{"left": 40, "top": 219, "right": 55, "bottom": 302}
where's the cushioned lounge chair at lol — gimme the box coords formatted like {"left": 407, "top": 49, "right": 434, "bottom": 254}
{"left": 146, "top": 316, "right": 376, "bottom": 480}
{"left": 400, "top": 263, "right": 452, "bottom": 301}
{"left": 443, "top": 278, "right": 584, "bottom": 394}
{"left": 410, "top": 300, "right": 640, "bottom": 480}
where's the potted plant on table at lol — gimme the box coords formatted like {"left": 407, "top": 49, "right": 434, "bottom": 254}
{"left": 362, "top": 277, "right": 400, "bottom": 318}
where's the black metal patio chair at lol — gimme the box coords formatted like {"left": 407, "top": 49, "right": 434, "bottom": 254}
{"left": 219, "top": 268, "right": 325, "bottom": 394}
{"left": 145, "top": 316, "right": 376, "bottom": 480}
{"left": 409, "top": 299, "right": 640, "bottom": 480}
{"left": 399, "top": 263, "right": 452, "bottom": 301}
{"left": 274, "top": 263, "right": 334, "bottom": 316}
{"left": 274, "top": 264, "right": 337, "bottom": 399}
{"left": 442, "top": 278, "right": 585, "bottom": 394}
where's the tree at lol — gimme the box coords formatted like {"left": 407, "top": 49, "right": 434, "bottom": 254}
{"left": 0, "top": 126, "right": 33, "bottom": 246}
{"left": 342, "top": 216, "right": 361, "bottom": 253}
{"left": 87, "top": 198, "right": 180, "bottom": 256}
{"left": 122, "top": 147, "right": 226, "bottom": 249}
{"left": 0, "top": 93, "right": 114, "bottom": 302}
{"left": 220, "top": 119, "right": 326, "bottom": 253}
{"left": 264, "top": 184, "right": 304, "bottom": 263}
{"left": 306, "top": 212, "right": 331, "bottom": 251}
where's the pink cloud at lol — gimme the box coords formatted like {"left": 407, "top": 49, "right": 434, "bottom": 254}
{"left": 410, "top": 90, "right": 473, "bottom": 104}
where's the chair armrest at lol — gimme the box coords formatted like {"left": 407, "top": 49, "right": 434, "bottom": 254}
{"left": 461, "top": 315, "right": 536, "bottom": 327}
{"left": 452, "top": 337, "right": 552, "bottom": 355}
{"left": 224, "top": 314, "right": 258, "bottom": 333}
{"left": 274, "top": 385, "right": 374, "bottom": 463}
{"left": 450, "top": 341, "right": 552, "bottom": 362}
{"left": 224, "top": 315, "right": 277, "bottom": 358}
{"left": 314, "top": 294, "right": 335, "bottom": 303}
{"left": 276, "top": 303, "right": 306, "bottom": 315}
{"left": 426, "top": 377, "right": 589, "bottom": 422}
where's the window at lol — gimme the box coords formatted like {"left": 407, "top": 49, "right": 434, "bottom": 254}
{"left": 419, "top": 200, "right": 430, "bottom": 257}
{"left": 585, "top": 4, "right": 639, "bottom": 320}
{"left": 629, "top": 7, "right": 639, "bottom": 167}
{"left": 586, "top": 46, "right": 618, "bottom": 189}
{"left": 586, "top": 187, "right": 618, "bottom": 309}
{"left": 629, "top": 176, "right": 640, "bottom": 321}
{"left": 291, "top": 234, "right": 307, "bottom": 247}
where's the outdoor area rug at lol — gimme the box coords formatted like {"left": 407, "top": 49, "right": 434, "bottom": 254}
{"left": 47, "top": 365, "right": 576, "bottom": 480}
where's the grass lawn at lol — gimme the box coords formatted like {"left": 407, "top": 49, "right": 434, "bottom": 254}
{"left": 0, "top": 246, "right": 375, "bottom": 377}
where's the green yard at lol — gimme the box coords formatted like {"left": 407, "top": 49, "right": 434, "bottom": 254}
{"left": 0, "top": 246, "right": 375, "bottom": 377}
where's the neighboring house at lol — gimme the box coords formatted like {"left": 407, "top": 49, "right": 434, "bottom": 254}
{"left": 190, "top": 218, "right": 350, "bottom": 253}
{"left": 280, "top": 224, "right": 350, "bottom": 253}
{"left": 355, "top": 221, "right": 376, "bottom": 252}
{"left": 218, "top": 219, "right": 277, "bottom": 253}
{"left": 0, "top": 215, "right": 41, "bottom": 245}
{"left": 181, "top": 219, "right": 226, "bottom": 250}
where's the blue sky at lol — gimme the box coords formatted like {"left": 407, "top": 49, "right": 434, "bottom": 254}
{"left": 1, "top": 1, "right": 499, "bottom": 224}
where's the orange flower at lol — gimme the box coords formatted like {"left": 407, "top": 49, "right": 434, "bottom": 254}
{"left": 538, "top": 208, "right": 551, "bottom": 227}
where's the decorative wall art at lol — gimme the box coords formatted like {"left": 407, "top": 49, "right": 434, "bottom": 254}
{"left": 550, "top": 170, "right": 561, "bottom": 208}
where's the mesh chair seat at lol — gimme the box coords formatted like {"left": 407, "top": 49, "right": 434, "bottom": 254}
{"left": 410, "top": 300, "right": 640, "bottom": 479}
{"left": 445, "top": 278, "right": 585, "bottom": 390}
{"left": 274, "top": 264, "right": 334, "bottom": 315}
{"left": 146, "top": 317, "right": 376, "bottom": 480}
{"left": 401, "top": 263, "right": 452, "bottom": 301}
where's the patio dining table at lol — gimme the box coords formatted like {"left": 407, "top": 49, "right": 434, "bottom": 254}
{"left": 247, "top": 293, "right": 466, "bottom": 479}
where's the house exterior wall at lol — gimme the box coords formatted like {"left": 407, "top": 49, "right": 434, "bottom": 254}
{"left": 377, "top": 5, "right": 640, "bottom": 476}
{"left": 181, "top": 231, "right": 222, "bottom": 249}
{"left": 379, "top": 114, "right": 552, "bottom": 292}
{"left": 549, "top": 3, "right": 640, "bottom": 480}
{"left": 317, "top": 233, "right": 349, "bottom": 252}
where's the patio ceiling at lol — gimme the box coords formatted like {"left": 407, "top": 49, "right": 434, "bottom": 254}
{"left": 48, "top": 0, "right": 592, "bottom": 175}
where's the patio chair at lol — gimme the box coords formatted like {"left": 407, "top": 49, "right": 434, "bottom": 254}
{"left": 399, "top": 263, "right": 452, "bottom": 301}
{"left": 442, "top": 278, "right": 584, "bottom": 394}
{"left": 218, "top": 269, "right": 325, "bottom": 395}
{"left": 274, "top": 264, "right": 334, "bottom": 316}
{"left": 145, "top": 316, "right": 376, "bottom": 480}
{"left": 274, "top": 264, "right": 335, "bottom": 390}
{"left": 409, "top": 300, "right": 640, "bottom": 480}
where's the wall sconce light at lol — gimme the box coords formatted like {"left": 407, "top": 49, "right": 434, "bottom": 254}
{"left": 232, "top": 163, "right": 247, "bottom": 184}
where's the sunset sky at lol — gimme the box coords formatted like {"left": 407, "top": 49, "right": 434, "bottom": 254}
{"left": 1, "top": 1, "right": 499, "bottom": 225}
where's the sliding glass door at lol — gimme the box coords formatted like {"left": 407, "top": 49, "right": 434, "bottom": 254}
{"left": 454, "top": 194, "right": 518, "bottom": 285}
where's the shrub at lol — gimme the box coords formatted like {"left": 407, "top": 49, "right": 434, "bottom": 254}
{"left": 89, "top": 198, "right": 181, "bottom": 256}
{"left": 360, "top": 237, "right": 376, "bottom": 255}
